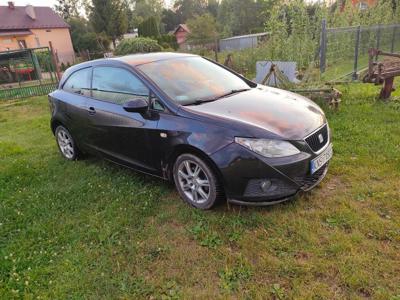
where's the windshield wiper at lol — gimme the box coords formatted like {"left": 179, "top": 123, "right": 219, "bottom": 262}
{"left": 183, "top": 88, "right": 251, "bottom": 106}
{"left": 215, "top": 88, "right": 251, "bottom": 100}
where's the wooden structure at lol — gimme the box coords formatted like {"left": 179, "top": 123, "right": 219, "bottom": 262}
{"left": 260, "top": 63, "right": 342, "bottom": 109}
{"left": 363, "top": 48, "right": 400, "bottom": 99}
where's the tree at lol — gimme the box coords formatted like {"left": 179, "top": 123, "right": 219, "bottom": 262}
{"left": 130, "top": 0, "right": 164, "bottom": 27}
{"left": 109, "top": 0, "right": 129, "bottom": 46}
{"left": 173, "top": 0, "right": 208, "bottom": 23}
{"left": 54, "top": 0, "right": 80, "bottom": 20}
{"left": 186, "top": 13, "right": 218, "bottom": 47}
{"left": 218, "top": 0, "right": 266, "bottom": 36}
{"left": 138, "top": 16, "right": 160, "bottom": 37}
{"left": 68, "top": 17, "right": 109, "bottom": 52}
{"left": 218, "top": 0, "right": 276, "bottom": 36}
{"left": 162, "top": 8, "right": 180, "bottom": 33}
{"left": 89, "top": 0, "right": 128, "bottom": 48}
{"left": 206, "top": 0, "right": 219, "bottom": 18}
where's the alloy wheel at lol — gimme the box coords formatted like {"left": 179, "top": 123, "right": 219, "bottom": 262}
{"left": 177, "top": 159, "right": 211, "bottom": 204}
{"left": 57, "top": 128, "right": 75, "bottom": 159}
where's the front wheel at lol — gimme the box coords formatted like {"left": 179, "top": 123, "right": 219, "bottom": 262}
{"left": 55, "top": 125, "right": 79, "bottom": 160}
{"left": 173, "top": 153, "right": 222, "bottom": 210}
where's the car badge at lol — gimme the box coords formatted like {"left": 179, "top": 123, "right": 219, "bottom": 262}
{"left": 318, "top": 134, "right": 324, "bottom": 143}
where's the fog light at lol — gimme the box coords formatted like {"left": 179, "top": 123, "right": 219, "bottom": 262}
{"left": 260, "top": 180, "right": 272, "bottom": 192}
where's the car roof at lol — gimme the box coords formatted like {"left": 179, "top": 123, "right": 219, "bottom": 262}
{"left": 112, "top": 52, "right": 197, "bottom": 66}
{"left": 60, "top": 52, "right": 198, "bottom": 87}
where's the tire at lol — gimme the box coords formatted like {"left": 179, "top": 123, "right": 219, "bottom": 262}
{"left": 173, "top": 153, "right": 223, "bottom": 210}
{"left": 55, "top": 125, "right": 79, "bottom": 161}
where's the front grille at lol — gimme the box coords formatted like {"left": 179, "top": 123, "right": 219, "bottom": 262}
{"left": 295, "top": 163, "right": 328, "bottom": 191}
{"left": 305, "top": 124, "right": 329, "bottom": 152}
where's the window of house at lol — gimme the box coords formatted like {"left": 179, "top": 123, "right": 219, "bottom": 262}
{"left": 17, "top": 40, "right": 27, "bottom": 49}
{"left": 92, "top": 67, "right": 149, "bottom": 104}
{"left": 63, "top": 68, "right": 91, "bottom": 96}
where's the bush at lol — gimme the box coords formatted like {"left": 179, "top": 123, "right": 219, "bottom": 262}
{"left": 114, "top": 37, "right": 163, "bottom": 55}
{"left": 156, "top": 34, "right": 178, "bottom": 50}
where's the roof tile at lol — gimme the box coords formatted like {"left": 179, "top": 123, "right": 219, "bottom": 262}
{"left": 0, "top": 6, "right": 69, "bottom": 30}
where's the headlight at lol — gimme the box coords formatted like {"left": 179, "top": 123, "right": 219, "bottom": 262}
{"left": 235, "top": 137, "right": 300, "bottom": 158}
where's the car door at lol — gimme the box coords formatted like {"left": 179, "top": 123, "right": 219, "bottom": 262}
{"left": 85, "top": 65, "right": 160, "bottom": 174}
{"left": 57, "top": 67, "right": 92, "bottom": 147}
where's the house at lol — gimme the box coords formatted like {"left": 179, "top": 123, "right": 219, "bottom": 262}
{"left": 173, "top": 24, "right": 190, "bottom": 49}
{"left": 351, "top": 0, "right": 377, "bottom": 10}
{"left": 0, "top": 2, "right": 74, "bottom": 64}
{"left": 334, "top": 0, "right": 378, "bottom": 10}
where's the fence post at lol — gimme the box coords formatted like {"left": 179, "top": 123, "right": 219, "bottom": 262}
{"left": 391, "top": 26, "right": 396, "bottom": 53}
{"left": 320, "top": 19, "right": 327, "bottom": 74}
{"left": 375, "top": 24, "right": 381, "bottom": 61}
{"left": 29, "top": 50, "right": 42, "bottom": 85}
{"left": 49, "top": 41, "right": 61, "bottom": 81}
{"left": 352, "top": 25, "right": 361, "bottom": 81}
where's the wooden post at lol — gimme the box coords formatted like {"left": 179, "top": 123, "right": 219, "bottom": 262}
{"left": 379, "top": 77, "right": 394, "bottom": 99}
{"left": 320, "top": 19, "right": 327, "bottom": 74}
{"left": 352, "top": 26, "right": 361, "bottom": 81}
{"left": 49, "top": 41, "right": 61, "bottom": 81}
{"left": 214, "top": 37, "right": 219, "bottom": 62}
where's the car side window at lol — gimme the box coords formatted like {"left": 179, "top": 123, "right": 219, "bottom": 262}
{"left": 150, "top": 93, "right": 164, "bottom": 111}
{"left": 63, "top": 68, "right": 91, "bottom": 96}
{"left": 92, "top": 67, "right": 149, "bottom": 105}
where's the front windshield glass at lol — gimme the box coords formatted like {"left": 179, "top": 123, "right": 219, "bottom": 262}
{"left": 137, "top": 56, "right": 250, "bottom": 105}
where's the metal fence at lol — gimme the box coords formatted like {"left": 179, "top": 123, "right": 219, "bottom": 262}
{"left": 0, "top": 47, "right": 58, "bottom": 101}
{"left": 320, "top": 22, "right": 400, "bottom": 81}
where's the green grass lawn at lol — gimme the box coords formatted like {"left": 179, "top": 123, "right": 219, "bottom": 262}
{"left": 1, "top": 83, "right": 400, "bottom": 299}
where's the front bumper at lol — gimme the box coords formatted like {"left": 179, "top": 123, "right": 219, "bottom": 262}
{"left": 210, "top": 141, "right": 331, "bottom": 205}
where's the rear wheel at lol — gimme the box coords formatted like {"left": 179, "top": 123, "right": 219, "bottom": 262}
{"left": 55, "top": 125, "right": 79, "bottom": 160}
{"left": 173, "top": 153, "right": 222, "bottom": 209}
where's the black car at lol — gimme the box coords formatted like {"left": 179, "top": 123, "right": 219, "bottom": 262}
{"left": 49, "top": 53, "right": 332, "bottom": 209}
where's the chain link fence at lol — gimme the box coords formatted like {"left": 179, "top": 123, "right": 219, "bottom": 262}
{"left": 205, "top": 22, "right": 400, "bottom": 84}
{"left": 321, "top": 22, "right": 400, "bottom": 81}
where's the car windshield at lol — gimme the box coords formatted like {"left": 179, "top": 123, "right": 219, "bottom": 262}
{"left": 137, "top": 56, "right": 251, "bottom": 105}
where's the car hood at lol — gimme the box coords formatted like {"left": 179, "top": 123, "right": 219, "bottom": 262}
{"left": 184, "top": 86, "right": 326, "bottom": 140}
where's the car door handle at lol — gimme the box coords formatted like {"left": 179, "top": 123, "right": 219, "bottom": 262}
{"left": 87, "top": 107, "right": 96, "bottom": 115}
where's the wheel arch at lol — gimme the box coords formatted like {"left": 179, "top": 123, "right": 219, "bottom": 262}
{"left": 165, "top": 144, "right": 225, "bottom": 191}
{"left": 51, "top": 119, "right": 64, "bottom": 135}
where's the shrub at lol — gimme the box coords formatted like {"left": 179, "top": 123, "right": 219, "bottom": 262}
{"left": 114, "top": 37, "right": 163, "bottom": 55}
{"left": 156, "top": 34, "right": 178, "bottom": 50}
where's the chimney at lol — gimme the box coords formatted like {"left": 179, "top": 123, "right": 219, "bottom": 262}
{"left": 25, "top": 5, "right": 36, "bottom": 20}
{"left": 8, "top": 2, "right": 15, "bottom": 9}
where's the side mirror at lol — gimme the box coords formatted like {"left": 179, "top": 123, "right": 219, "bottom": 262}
{"left": 123, "top": 98, "right": 148, "bottom": 112}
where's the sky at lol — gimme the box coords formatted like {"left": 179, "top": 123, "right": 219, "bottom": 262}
{"left": 2, "top": 0, "right": 57, "bottom": 7}
{"left": 1, "top": 0, "right": 174, "bottom": 8}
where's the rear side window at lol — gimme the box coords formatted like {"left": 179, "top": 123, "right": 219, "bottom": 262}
{"left": 63, "top": 68, "right": 91, "bottom": 96}
{"left": 92, "top": 67, "right": 149, "bottom": 104}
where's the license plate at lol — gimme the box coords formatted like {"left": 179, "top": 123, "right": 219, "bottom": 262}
{"left": 310, "top": 144, "right": 333, "bottom": 174}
